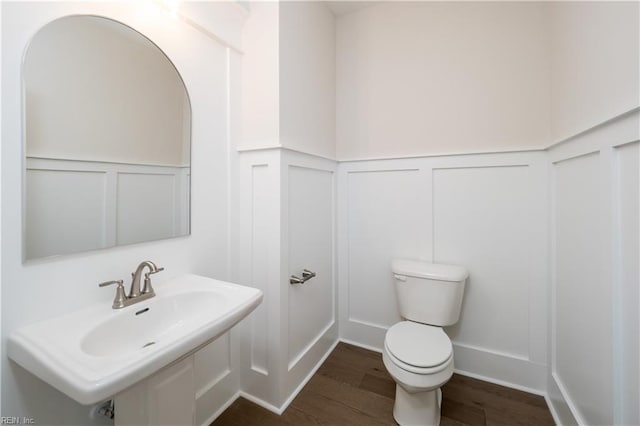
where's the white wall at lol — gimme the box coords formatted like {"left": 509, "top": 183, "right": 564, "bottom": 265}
{"left": 336, "top": 1, "right": 551, "bottom": 160}
{"left": 338, "top": 151, "right": 549, "bottom": 392}
{"left": 279, "top": 1, "right": 336, "bottom": 159}
{"left": 239, "top": 1, "right": 280, "bottom": 150}
{"left": 1, "top": 2, "right": 245, "bottom": 424}
{"left": 240, "top": 1, "right": 336, "bottom": 159}
{"left": 24, "top": 15, "right": 189, "bottom": 166}
{"left": 549, "top": 1, "right": 640, "bottom": 143}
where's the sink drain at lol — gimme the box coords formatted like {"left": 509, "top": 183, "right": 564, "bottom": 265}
{"left": 142, "top": 341, "right": 156, "bottom": 349}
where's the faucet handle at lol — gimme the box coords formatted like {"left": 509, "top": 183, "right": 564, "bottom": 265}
{"left": 99, "top": 280, "right": 128, "bottom": 309}
{"left": 148, "top": 266, "right": 164, "bottom": 275}
{"left": 99, "top": 279, "right": 124, "bottom": 288}
{"left": 142, "top": 267, "right": 163, "bottom": 295}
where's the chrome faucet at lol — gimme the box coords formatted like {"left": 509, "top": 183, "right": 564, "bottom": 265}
{"left": 99, "top": 261, "right": 164, "bottom": 309}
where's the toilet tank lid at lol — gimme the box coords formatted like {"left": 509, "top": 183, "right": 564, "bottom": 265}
{"left": 392, "top": 259, "right": 468, "bottom": 282}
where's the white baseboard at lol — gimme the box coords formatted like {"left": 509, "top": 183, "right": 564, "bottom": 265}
{"left": 338, "top": 333, "right": 547, "bottom": 393}
{"left": 199, "top": 390, "right": 242, "bottom": 426}
{"left": 341, "top": 337, "right": 549, "bottom": 399}
{"left": 549, "top": 372, "right": 583, "bottom": 425}
{"left": 452, "top": 343, "right": 547, "bottom": 393}
{"left": 231, "top": 338, "right": 341, "bottom": 417}
{"left": 339, "top": 337, "right": 382, "bottom": 354}
{"left": 452, "top": 368, "right": 545, "bottom": 397}
{"left": 544, "top": 394, "right": 563, "bottom": 426}
{"left": 279, "top": 338, "right": 340, "bottom": 413}
{"left": 238, "top": 390, "right": 283, "bottom": 414}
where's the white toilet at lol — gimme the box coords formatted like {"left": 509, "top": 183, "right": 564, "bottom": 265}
{"left": 383, "top": 259, "right": 468, "bottom": 426}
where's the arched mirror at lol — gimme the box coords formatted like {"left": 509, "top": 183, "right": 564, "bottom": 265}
{"left": 23, "top": 15, "right": 191, "bottom": 260}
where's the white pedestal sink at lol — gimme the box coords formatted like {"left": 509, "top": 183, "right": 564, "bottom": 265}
{"left": 8, "top": 274, "right": 262, "bottom": 424}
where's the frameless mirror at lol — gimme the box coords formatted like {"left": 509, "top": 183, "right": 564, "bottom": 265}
{"left": 23, "top": 15, "right": 191, "bottom": 260}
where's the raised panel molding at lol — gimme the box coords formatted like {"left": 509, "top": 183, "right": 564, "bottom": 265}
{"left": 280, "top": 151, "right": 339, "bottom": 403}
{"left": 548, "top": 110, "right": 639, "bottom": 426}
{"left": 115, "top": 356, "right": 196, "bottom": 426}
{"left": 338, "top": 152, "right": 549, "bottom": 392}
{"left": 237, "top": 148, "right": 339, "bottom": 412}
{"left": 195, "top": 333, "right": 232, "bottom": 397}
{"left": 194, "top": 334, "right": 236, "bottom": 426}
{"left": 345, "top": 168, "right": 427, "bottom": 328}
{"left": 25, "top": 168, "right": 107, "bottom": 259}
{"left": 433, "top": 165, "right": 532, "bottom": 359}
{"left": 614, "top": 141, "right": 639, "bottom": 425}
{"left": 552, "top": 152, "right": 610, "bottom": 426}
{"left": 287, "top": 320, "right": 335, "bottom": 371}
{"left": 116, "top": 172, "right": 177, "bottom": 245}
{"left": 236, "top": 152, "right": 277, "bottom": 407}
{"left": 287, "top": 165, "right": 335, "bottom": 370}
{"left": 250, "top": 164, "right": 270, "bottom": 375}
{"left": 25, "top": 157, "right": 189, "bottom": 258}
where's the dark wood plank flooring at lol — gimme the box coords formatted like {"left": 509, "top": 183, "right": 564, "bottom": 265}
{"left": 212, "top": 342, "right": 555, "bottom": 425}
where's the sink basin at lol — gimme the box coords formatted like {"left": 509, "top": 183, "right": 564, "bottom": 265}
{"left": 81, "top": 291, "right": 228, "bottom": 358}
{"left": 8, "top": 274, "right": 262, "bottom": 405}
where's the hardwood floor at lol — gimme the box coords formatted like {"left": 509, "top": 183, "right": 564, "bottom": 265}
{"left": 212, "top": 343, "right": 555, "bottom": 426}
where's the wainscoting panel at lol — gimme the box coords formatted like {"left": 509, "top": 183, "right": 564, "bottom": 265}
{"left": 615, "top": 141, "right": 639, "bottom": 425}
{"left": 195, "top": 333, "right": 232, "bottom": 397}
{"left": 433, "top": 165, "right": 532, "bottom": 358}
{"left": 553, "top": 152, "right": 611, "bottom": 425}
{"left": 346, "top": 167, "right": 428, "bottom": 329}
{"left": 116, "top": 172, "right": 177, "bottom": 245}
{"left": 236, "top": 149, "right": 287, "bottom": 408}
{"left": 237, "top": 148, "right": 338, "bottom": 411}
{"left": 237, "top": 150, "right": 282, "bottom": 407}
{"left": 548, "top": 110, "right": 639, "bottom": 425}
{"left": 287, "top": 166, "right": 334, "bottom": 370}
{"left": 195, "top": 333, "right": 235, "bottom": 426}
{"left": 25, "top": 168, "right": 107, "bottom": 259}
{"left": 250, "top": 164, "right": 271, "bottom": 375}
{"left": 25, "top": 157, "right": 189, "bottom": 258}
{"left": 280, "top": 150, "right": 338, "bottom": 406}
{"left": 338, "top": 152, "right": 549, "bottom": 392}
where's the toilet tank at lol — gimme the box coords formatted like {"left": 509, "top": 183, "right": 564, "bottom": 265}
{"left": 391, "top": 259, "right": 468, "bottom": 326}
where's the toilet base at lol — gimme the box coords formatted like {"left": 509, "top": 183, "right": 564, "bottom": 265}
{"left": 392, "top": 385, "right": 442, "bottom": 426}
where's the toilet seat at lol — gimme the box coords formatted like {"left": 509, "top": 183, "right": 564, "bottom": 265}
{"left": 385, "top": 321, "right": 452, "bottom": 375}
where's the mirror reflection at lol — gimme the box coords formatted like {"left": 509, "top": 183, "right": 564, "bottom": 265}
{"left": 23, "top": 15, "right": 191, "bottom": 260}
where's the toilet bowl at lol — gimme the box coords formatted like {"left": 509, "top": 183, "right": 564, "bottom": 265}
{"left": 383, "top": 321, "right": 454, "bottom": 425}
{"left": 384, "top": 260, "right": 468, "bottom": 426}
